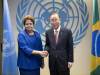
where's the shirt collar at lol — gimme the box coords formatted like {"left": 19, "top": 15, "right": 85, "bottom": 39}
{"left": 54, "top": 25, "right": 61, "bottom": 32}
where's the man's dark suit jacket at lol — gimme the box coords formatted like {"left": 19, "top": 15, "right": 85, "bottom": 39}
{"left": 45, "top": 27, "right": 73, "bottom": 71}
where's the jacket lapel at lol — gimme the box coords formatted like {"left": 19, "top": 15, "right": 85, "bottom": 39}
{"left": 50, "top": 29, "right": 56, "bottom": 45}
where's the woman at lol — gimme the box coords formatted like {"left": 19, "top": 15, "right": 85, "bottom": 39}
{"left": 17, "top": 15, "right": 46, "bottom": 75}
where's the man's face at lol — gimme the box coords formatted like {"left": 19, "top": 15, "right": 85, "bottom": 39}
{"left": 50, "top": 13, "right": 60, "bottom": 29}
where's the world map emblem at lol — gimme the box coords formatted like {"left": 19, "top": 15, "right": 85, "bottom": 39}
{"left": 16, "top": 0, "right": 89, "bottom": 47}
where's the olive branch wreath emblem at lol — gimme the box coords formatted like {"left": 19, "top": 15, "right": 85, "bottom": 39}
{"left": 16, "top": 0, "right": 89, "bottom": 47}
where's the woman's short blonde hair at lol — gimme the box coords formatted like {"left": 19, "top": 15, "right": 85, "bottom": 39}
{"left": 23, "top": 15, "right": 35, "bottom": 25}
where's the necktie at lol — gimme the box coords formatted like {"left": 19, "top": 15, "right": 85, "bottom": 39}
{"left": 54, "top": 30, "right": 58, "bottom": 44}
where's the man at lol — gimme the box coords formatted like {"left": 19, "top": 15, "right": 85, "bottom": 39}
{"left": 45, "top": 12, "right": 74, "bottom": 75}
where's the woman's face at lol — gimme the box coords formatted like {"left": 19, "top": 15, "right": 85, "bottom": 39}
{"left": 24, "top": 19, "right": 34, "bottom": 32}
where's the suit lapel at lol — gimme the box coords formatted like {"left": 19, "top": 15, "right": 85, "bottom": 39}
{"left": 50, "top": 29, "right": 56, "bottom": 45}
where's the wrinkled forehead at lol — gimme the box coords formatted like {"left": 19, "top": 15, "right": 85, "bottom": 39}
{"left": 50, "top": 13, "right": 60, "bottom": 20}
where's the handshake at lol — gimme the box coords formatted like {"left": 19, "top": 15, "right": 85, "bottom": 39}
{"left": 39, "top": 51, "right": 48, "bottom": 57}
{"left": 32, "top": 50, "right": 48, "bottom": 57}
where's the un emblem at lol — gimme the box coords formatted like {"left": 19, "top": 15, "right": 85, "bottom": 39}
{"left": 16, "top": 0, "right": 89, "bottom": 47}
{"left": 3, "top": 30, "right": 16, "bottom": 57}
